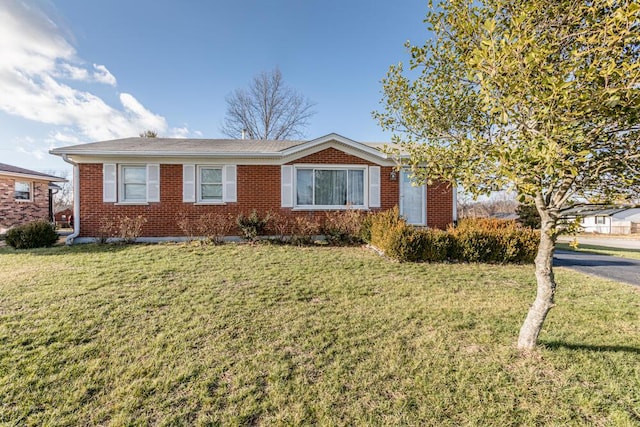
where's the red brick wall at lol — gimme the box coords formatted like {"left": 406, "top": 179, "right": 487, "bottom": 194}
{"left": 427, "top": 181, "right": 454, "bottom": 229}
{"left": 77, "top": 148, "right": 453, "bottom": 237}
{"left": 0, "top": 176, "right": 50, "bottom": 231}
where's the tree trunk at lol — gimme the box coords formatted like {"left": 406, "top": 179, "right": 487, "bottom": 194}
{"left": 517, "top": 214, "right": 557, "bottom": 350}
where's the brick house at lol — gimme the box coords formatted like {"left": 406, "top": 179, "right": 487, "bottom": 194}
{"left": 0, "top": 163, "right": 66, "bottom": 234}
{"left": 50, "top": 133, "right": 456, "bottom": 243}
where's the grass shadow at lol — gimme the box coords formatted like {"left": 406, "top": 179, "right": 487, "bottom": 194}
{"left": 0, "top": 243, "right": 135, "bottom": 257}
{"left": 542, "top": 340, "right": 640, "bottom": 355}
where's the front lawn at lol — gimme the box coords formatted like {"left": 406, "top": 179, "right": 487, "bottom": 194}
{"left": 0, "top": 244, "right": 638, "bottom": 425}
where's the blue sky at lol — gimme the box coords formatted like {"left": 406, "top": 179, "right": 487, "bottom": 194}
{"left": 0, "top": 0, "right": 431, "bottom": 174}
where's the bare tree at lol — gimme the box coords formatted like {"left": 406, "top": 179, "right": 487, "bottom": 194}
{"left": 221, "top": 68, "right": 316, "bottom": 140}
{"left": 45, "top": 170, "right": 73, "bottom": 213}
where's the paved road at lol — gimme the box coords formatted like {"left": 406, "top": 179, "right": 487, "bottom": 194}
{"left": 554, "top": 250, "right": 640, "bottom": 287}
{"left": 557, "top": 236, "right": 640, "bottom": 250}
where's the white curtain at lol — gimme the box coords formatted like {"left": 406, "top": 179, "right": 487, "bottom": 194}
{"left": 347, "top": 170, "right": 364, "bottom": 205}
{"left": 315, "top": 170, "right": 346, "bottom": 205}
{"left": 296, "top": 169, "right": 313, "bottom": 205}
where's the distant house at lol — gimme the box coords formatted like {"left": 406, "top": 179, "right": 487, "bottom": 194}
{"left": 54, "top": 208, "right": 73, "bottom": 228}
{"left": 0, "top": 163, "right": 66, "bottom": 233}
{"left": 50, "top": 133, "right": 457, "bottom": 243}
{"left": 562, "top": 205, "right": 640, "bottom": 234}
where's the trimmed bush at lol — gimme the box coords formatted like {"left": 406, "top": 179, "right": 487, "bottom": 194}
{"left": 5, "top": 221, "right": 58, "bottom": 249}
{"left": 448, "top": 218, "right": 539, "bottom": 263}
{"left": 369, "top": 209, "right": 539, "bottom": 264}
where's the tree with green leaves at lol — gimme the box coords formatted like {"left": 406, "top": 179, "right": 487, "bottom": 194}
{"left": 375, "top": 0, "right": 640, "bottom": 349}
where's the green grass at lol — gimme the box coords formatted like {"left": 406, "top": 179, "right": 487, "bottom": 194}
{"left": 557, "top": 242, "right": 640, "bottom": 260}
{"left": 0, "top": 243, "right": 638, "bottom": 425}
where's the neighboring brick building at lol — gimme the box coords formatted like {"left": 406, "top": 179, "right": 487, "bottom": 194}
{"left": 0, "top": 163, "right": 66, "bottom": 233}
{"left": 50, "top": 133, "right": 456, "bottom": 242}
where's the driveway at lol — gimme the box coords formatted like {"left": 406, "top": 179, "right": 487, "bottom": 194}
{"left": 554, "top": 250, "right": 640, "bottom": 287}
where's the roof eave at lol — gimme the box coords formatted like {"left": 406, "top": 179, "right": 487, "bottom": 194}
{"left": 50, "top": 150, "right": 284, "bottom": 158}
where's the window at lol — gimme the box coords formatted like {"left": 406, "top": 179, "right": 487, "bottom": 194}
{"left": 595, "top": 216, "right": 606, "bottom": 225}
{"left": 120, "top": 166, "right": 147, "bottom": 202}
{"left": 103, "top": 163, "right": 159, "bottom": 204}
{"left": 295, "top": 167, "right": 365, "bottom": 208}
{"left": 198, "top": 167, "right": 223, "bottom": 202}
{"left": 15, "top": 181, "right": 31, "bottom": 201}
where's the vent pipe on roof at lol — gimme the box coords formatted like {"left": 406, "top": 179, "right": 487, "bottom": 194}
{"left": 242, "top": 129, "right": 247, "bottom": 140}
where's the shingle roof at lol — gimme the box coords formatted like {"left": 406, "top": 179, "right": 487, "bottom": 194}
{"left": 49, "top": 134, "right": 397, "bottom": 159}
{"left": 561, "top": 206, "right": 630, "bottom": 217}
{"left": 0, "top": 163, "right": 65, "bottom": 181}
{"left": 50, "top": 138, "right": 307, "bottom": 155}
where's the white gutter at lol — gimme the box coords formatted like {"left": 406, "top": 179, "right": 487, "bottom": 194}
{"left": 61, "top": 154, "right": 80, "bottom": 245}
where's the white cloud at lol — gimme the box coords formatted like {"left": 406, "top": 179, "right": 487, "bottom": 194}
{"left": 93, "top": 64, "right": 116, "bottom": 86}
{"left": 0, "top": 0, "right": 193, "bottom": 156}
{"left": 169, "top": 126, "right": 191, "bottom": 138}
{"left": 16, "top": 136, "right": 46, "bottom": 160}
{"left": 55, "top": 63, "right": 90, "bottom": 81}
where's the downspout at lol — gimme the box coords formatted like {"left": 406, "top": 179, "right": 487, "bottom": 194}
{"left": 61, "top": 154, "right": 80, "bottom": 245}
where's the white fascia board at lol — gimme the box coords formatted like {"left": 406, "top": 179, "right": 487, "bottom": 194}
{"left": 280, "top": 141, "right": 394, "bottom": 166}
{"left": 280, "top": 133, "right": 389, "bottom": 160}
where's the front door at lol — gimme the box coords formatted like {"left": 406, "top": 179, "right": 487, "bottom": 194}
{"left": 400, "top": 170, "right": 426, "bottom": 225}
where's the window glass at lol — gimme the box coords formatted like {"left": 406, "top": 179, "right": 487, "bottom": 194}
{"left": 347, "top": 170, "right": 364, "bottom": 205}
{"left": 315, "top": 170, "right": 347, "bottom": 205}
{"left": 122, "top": 166, "right": 146, "bottom": 201}
{"left": 200, "top": 167, "right": 223, "bottom": 201}
{"left": 296, "top": 169, "right": 313, "bottom": 205}
{"left": 296, "top": 168, "right": 365, "bottom": 207}
{"left": 15, "top": 181, "right": 31, "bottom": 200}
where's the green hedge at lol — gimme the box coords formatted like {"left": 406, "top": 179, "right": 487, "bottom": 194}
{"left": 5, "top": 220, "right": 58, "bottom": 249}
{"left": 370, "top": 209, "right": 539, "bottom": 264}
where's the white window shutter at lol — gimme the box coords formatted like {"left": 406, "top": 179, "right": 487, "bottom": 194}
{"left": 369, "top": 166, "right": 381, "bottom": 208}
{"left": 281, "top": 165, "right": 294, "bottom": 207}
{"left": 223, "top": 165, "right": 237, "bottom": 202}
{"left": 103, "top": 163, "right": 117, "bottom": 203}
{"left": 183, "top": 164, "right": 196, "bottom": 203}
{"left": 146, "top": 164, "right": 160, "bottom": 202}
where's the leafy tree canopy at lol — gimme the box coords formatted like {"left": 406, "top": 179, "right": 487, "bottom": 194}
{"left": 375, "top": 0, "right": 640, "bottom": 349}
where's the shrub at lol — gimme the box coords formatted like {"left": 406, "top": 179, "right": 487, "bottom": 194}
{"left": 322, "top": 209, "right": 368, "bottom": 245}
{"left": 359, "top": 213, "right": 373, "bottom": 243}
{"left": 176, "top": 213, "right": 197, "bottom": 241}
{"left": 5, "top": 220, "right": 58, "bottom": 249}
{"left": 290, "top": 216, "right": 320, "bottom": 246}
{"left": 266, "top": 212, "right": 291, "bottom": 244}
{"left": 197, "top": 213, "right": 235, "bottom": 244}
{"left": 96, "top": 216, "right": 116, "bottom": 244}
{"left": 417, "top": 228, "right": 452, "bottom": 262}
{"left": 369, "top": 206, "right": 408, "bottom": 252}
{"left": 114, "top": 216, "right": 147, "bottom": 243}
{"left": 369, "top": 208, "right": 538, "bottom": 264}
{"left": 237, "top": 210, "right": 271, "bottom": 242}
{"left": 448, "top": 218, "right": 539, "bottom": 263}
